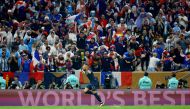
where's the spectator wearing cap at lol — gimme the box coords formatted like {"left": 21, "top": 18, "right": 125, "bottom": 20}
{"left": 65, "top": 71, "right": 80, "bottom": 89}
{"left": 138, "top": 72, "right": 152, "bottom": 90}
{"left": 0, "top": 72, "right": 6, "bottom": 89}
{"left": 168, "top": 73, "right": 179, "bottom": 89}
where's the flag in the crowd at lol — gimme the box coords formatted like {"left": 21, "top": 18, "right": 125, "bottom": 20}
{"left": 112, "top": 72, "right": 132, "bottom": 86}
{"left": 3, "top": 72, "right": 14, "bottom": 87}
{"left": 101, "top": 72, "right": 132, "bottom": 86}
{"left": 32, "top": 50, "right": 40, "bottom": 66}
{"left": 3, "top": 72, "right": 14, "bottom": 80}
{"left": 100, "top": 72, "right": 112, "bottom": 86}
{"left": 79, "top": 71, "right": 84, "bottom": 84}
{"left": 19, "top": 72, "right": 30, "bottom": 85}
{"left": 29, "top": 72, "right": 44, "bottom": 82}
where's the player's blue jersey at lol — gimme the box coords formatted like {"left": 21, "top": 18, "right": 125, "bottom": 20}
{"left": 86, "top": 71, "right": 98, "bottom": 85}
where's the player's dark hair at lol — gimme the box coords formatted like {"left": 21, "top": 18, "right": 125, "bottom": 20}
{"left": 172, "top": 73, "right": 176, "bottom": 77}
{"left": 144, "top": 72, "right": 149, "bottom": 76}
{"left": 70, "top": 70, "right": 75, "bottom": 74}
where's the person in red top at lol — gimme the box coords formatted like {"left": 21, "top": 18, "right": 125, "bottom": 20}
{"left": 100, "top": 15, "right": 108, "bottom": 29}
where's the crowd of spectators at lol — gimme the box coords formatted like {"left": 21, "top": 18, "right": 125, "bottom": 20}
{"left": 0, "top": 0, "right": 190, "bottom": 89}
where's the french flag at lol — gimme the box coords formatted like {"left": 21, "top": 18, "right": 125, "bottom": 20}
{"left": 32, "top": 50, "right": 40, "bottom": 66}
{"left": 101, "top": 72, "right": 132, "bottom": 87}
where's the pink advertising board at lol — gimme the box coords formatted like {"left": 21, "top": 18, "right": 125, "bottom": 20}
{"left": 0, "top": 90, "right": 190, "bottom": 106}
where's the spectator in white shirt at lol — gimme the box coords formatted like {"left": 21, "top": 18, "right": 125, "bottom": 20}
{"left": 147, "top": 53, "right": 160, "bottom": 72}
{"left": 47, "top": 30, "right": 59, "bottom": 46}
{"left": 178, "top": 12, "right": 188, "bottom": 29}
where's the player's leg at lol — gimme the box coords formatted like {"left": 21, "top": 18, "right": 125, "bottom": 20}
{"left": 84, "top": 84, "right": 93, "bottom": 94}
{"left": 91, "top": 86, "right": 104, "bottom": 106}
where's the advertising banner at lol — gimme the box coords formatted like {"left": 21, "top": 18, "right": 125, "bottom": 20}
{"left": 0, "top": 90, "right": 190, "bottom": 106}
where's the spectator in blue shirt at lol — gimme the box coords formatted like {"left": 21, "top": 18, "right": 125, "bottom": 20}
{"left": 87, "top": 38, "right": 99, "bottom": 53}
{"left": 153, "top": 43, "right": 163, "bottom": 59}
{"left": 19, "top": 39, "right": 29, "bottom": 53}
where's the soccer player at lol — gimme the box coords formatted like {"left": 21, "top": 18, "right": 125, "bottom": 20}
{"left": 138, "top": 72, "right": 152, "bottom": 90}
{"left": 168, "top": 73, "right": 179, "bottom": 89}
{"left": 81, "top": 64, "right": 104, "bottom": 106}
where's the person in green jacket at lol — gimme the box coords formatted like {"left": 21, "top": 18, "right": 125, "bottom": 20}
{"left": 65, "top": 71, "right": 80, "bottom": 89}
{"left": 168, "top": 73, "right": 179, "bottom": 89}
{"left": 138, "top": 72, "right": 152, "bottom": 90}
{"left": 0, "top": 73, "right": 6, "bottom": 89}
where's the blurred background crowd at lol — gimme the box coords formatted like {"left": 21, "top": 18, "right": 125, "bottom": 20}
{"left": 0, "top": 0, "right": 190, "bottom": 89}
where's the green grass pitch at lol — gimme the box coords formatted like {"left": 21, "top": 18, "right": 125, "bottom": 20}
{"left": 0, "top": 106, "right": 190, "bottom": 109}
